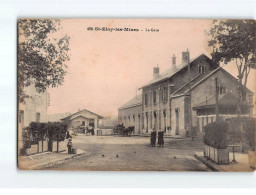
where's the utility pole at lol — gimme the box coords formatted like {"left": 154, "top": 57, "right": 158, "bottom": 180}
{"left": 215, "top": 77, "right": 219, "bottom": 122}
{"left": 187, "top": 49, "right": 192, "bottom": 137}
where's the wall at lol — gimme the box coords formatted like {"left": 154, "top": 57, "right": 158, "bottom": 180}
{"left": 18, "top": 84, "right": 48, "bottom": 152}
{"left": 191, "top": 69, "right": 253, "bottom": 132}
{"left": 118, "top": 104, "right": 142, "bottom": 134}
{"left": 69, "top": 116, "right": 89, "bottom": 129}
{"left": 170, "top": 95, "right": 187, "bottom": 136}
{"left": 141, "top": 55, "right": 217, "bottom": 136}
{"left": 68, "top": 110, "right": 101, "bottom": 128}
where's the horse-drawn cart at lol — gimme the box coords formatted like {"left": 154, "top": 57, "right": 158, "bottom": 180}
{"left": 113, "top": 125, "right": 134, "bottom": 137}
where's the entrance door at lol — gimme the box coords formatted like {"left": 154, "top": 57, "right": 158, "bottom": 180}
{"left": 138, "top": 115, "right": 140, "bottom": 134}
{"left": 89, "top": 119, "right": 95, "bottom": 127}
{"left": 154, "top": 112, "right": 157, "bottom": 129}
{"left": 146, "top": 113, "right": 148, "bottom": 133}
{"left": 163, "top": 110, "right": 166, "bottom": 133}
{"left": 175, "top": 109, "right": 179, "bottom": 135}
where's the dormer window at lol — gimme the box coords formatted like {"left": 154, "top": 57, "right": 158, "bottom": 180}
{"left": 198, "top": 65, "right": 206, "bottom": 75}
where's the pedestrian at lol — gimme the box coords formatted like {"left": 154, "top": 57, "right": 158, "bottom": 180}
{"left": 150, "top": 129, "right": 156, "bottom": 147}
{"left": 67, "top": 137, "right": 73, "bottom": 154}
{"left": 158, "top": 129, "right": 164, "bottom": 147}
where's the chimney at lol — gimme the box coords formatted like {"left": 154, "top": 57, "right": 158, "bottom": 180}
{"left": 153, "top": 65, "right": 159, "bottom": 78}
{"left": 172, "top": 54, "right": 177, "bottom": 71}
{"left": 182, "top": 49, "right": 190, "bottom": 64}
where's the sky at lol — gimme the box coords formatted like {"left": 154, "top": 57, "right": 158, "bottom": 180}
{"left": 47, "top": 19, "right": 256, "bottom": 117}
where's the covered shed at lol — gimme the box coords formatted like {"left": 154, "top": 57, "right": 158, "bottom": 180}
{"left": 61, "top": 109, "right": 104, "bottom": 132}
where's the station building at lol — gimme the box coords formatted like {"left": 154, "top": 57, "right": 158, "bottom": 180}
{"left": 118, "top": 51, "right": 253, "bottom": 137}
{"left": 61, "top": 109, "right": 104, "bottom": 132}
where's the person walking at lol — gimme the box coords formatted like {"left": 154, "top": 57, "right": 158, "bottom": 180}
{"left": 150, "top": 129, "right": 156, "bottom": 147}
{"left": 158, "top": 129, "right": 164, "bottom": 147}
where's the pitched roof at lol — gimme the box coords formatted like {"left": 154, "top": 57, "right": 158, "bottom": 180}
{"left": 193, "top": 92, "right": 253, "bottom": 110}
{"left": 119, "top": 94, "right": 142, "bottom": 110}
{"left": 139, "top": 54, "right": 210, "bottom": 89}
{"left": 61, "top": 109, "right": 104, "bottom": 120}
{"left": 180, "top": 67, "right": 253, "bottom": 95}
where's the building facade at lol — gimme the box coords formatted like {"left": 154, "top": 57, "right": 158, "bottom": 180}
{"left": 118, "top": 94, "right": 142, "bottom": 134}
{"left": 18, "top": 84, "right": 48, "bottom": 151}
{"left": 61, "top": 109, "right": 104, "bottom": 132}
{"left": 118, "top": 51, "right": 254, "bottom": 137}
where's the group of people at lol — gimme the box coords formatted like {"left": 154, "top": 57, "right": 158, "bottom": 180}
{"left": 150, "top": 129, "right": 164, "bottom": 147}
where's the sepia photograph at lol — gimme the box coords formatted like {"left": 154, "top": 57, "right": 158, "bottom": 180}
{"left": 17, "top": 19, "right": 256, "bottom": 172}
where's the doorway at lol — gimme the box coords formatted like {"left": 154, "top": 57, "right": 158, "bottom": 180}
{"left": 175, "top": 109, "right": 179, "bottom": 135}
{"left": 163, "top": 110, "right": 166, "bottom": 133}
{"left": 89, "top": 119, "right": 95, "bottom": 127}
{"left": 154, "top": 112, "right": 157, "bottom": 130}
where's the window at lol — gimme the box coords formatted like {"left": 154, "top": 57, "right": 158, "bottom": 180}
{"left": 159, "top": 88, "right": 163, "bottom": 104}
{"left": 163, "top": 87, "right": 167, "bottom": 103}
{"left": 218, "top": 86, "right": 226, "bottom": 94}
{"left": 36, "top": 112, "right": 40, "bottom": 122}
{"left": 248, "top": 93, "right": 253, "bottom": 103}
{"left": 144, "top": 93, "right": 148, "bottom": 106}
{"left": 169, "top": 85, "right": 173, "bottom": 95}
{"left": 153, "top": 90, "right": 157, "bottom": 104}
{"left": 198, "top": 65, "right": 206, "bottom": 75}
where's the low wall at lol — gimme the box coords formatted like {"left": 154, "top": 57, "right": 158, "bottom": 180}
{"left": 52, "top": 141, "right": 66, "bottom": 152}
{"left": 26, "top": 144, "right": 38, "bottom": 155}
{"left": 38, "top": 141, "right": 48, "bottom": 153}
{"left": 58, "top": 141, "right": 66, "bottom": 152}
{"left": 21, "top": 140, "right": 66, "bottom": 156}
{"left": 204, "top": 144, "right": 229, "bottom": 164}
{"left": 97, "top": 129, "right": 113, "bottom": 136}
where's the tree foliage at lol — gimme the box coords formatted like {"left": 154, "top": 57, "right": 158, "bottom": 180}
{"left": 23, "top": 122, "right": 68, "bottom": 148}
{"left": 208, "top": 20, "right": 256, "bottom": 88}
{"left": 18, "top": 19, "right": 70, "bottom": 102}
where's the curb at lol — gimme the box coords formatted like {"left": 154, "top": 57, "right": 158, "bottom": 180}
{"left": 19, "top": 151, "right": 51, "bottom": 161}
{"left": 194, "top": 153, "right": 225, "bottom": 172}
{"left": 29, "top": 151, "right": 90, "bottom": 170}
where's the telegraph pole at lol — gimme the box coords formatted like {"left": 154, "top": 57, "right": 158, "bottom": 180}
{"left": 215, "top": 77, "right": 219, "bottom": 122}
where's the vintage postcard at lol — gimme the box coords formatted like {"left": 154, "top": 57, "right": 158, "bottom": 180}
{"left": 17, "top": 19, "right": 255, "bottom": 171}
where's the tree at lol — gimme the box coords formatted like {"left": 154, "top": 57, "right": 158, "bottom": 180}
{"left": 208, "top": 20, "right": 256, "bottom": 117}
{"left": 18, "top": 19, "right": 70, "bottom": 102}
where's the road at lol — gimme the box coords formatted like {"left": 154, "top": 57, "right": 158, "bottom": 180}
{"left": 46, "top": 135, "right": 210, "bottom": 171}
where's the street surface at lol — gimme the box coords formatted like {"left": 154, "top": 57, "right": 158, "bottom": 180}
{"left": 46, "top": 135, "right": 210, "bottom": 171}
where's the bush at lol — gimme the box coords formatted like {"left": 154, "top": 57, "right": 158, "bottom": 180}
{"left": 204, "top": 121, "right": 228, "bottom": 149}
{"left": 22, "top": 122, "right": 68, "bottom": 147}
{"left": 48, "top": 122, "right": 68, "bottom": 142}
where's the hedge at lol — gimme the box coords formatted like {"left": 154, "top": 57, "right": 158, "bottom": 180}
{"left": 23, "top": 122, "right": 68, "bottom": 148}
{"left": 204, "top": 121, "right": 228, "bottom": 149}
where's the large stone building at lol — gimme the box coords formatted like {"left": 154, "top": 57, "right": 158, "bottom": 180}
{"left": 18, "top": 84, "right": 48, "bottom": 150}
{"left": 118, "top": 94, "right": 142, "bottom": 134}
{"left": 118, "top": 51, "right": 253, "bottom": 136}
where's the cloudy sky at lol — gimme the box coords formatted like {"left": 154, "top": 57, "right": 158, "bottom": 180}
{"left": 47, "top": 19, "right": 255, "bottom": 117}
